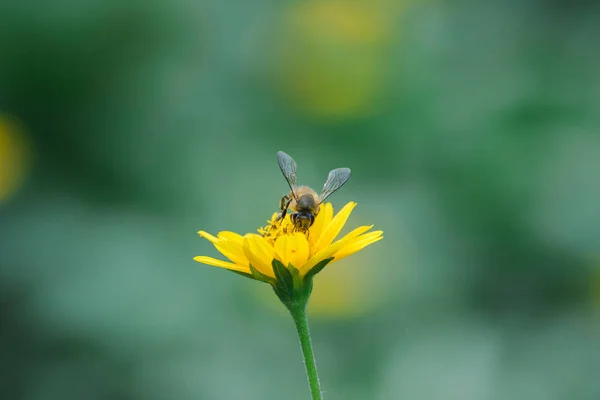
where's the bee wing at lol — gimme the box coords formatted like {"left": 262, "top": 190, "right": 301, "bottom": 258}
{"left": 277, "top": 151, "right": 299, "bottom": 199}
{"left": 318, "top": 168, "right": 351, "bottom": 204}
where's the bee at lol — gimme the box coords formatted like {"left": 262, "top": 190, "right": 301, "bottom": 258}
{"left": 276, "top": 151, "right": 351, "bottom": 232}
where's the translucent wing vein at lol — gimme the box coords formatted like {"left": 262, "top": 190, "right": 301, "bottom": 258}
{"left": 277, "top": 151, "right": 298, "bottom": 198}
{"left": 319, "top": 168, "right": 351, "bottom": 204}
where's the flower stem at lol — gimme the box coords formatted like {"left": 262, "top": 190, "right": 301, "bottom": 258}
{"left": 289, "top": 303, "right": 323, "bottom": 400}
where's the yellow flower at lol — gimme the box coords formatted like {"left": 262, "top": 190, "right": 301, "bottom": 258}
{"left": 194, "top": 202, "right": 382, "bottom": 284}
{"left": 194, "top": 201, "right": 382, "bottom": 394}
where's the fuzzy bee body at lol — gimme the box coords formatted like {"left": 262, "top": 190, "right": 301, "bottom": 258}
{"left": 287, "top": 186, "right": 319, "bottom": 231}
{"left": 290, "top": 186, "right": 319, "bottom": 213}
{"left": 275, "top": 152, "right": 351, "bottom": 232}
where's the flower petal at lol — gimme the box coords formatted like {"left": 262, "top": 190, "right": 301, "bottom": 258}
{"left": 338, "top": 224, "right": 373, "bottom": 243}
{"left": 243, "top": 234, "right": 276, "bottom": 278}
{"left": 334, "top": 231, "right": 383, "bottom": 261}
{"left": 275, "top": 233, "right": 309, "bottom": 269}
{"left": 198, "top": 230, "right": 219, "bottom": 244}
{"left": 302, "top": 236, "right": 349, "bottom": 275}
{"left": 214, "top": 240, "right": 248, "bottom": 266}
{"left": 218, "top": 231, "right": 243, "bottom": 243}
{"left": 274, "top": 235, "right": 291, "bottom": 266}
{"left": 309, "top": 202, "right": 333, "bottom": 249}
{"left": 193, "top": 256, "right": 250, "bottom": 273}
{"left": 291, "top": 233, "right": 310, "bottom": 269}
{"left": 198, "top": 230, "right": 248, "bottom": 265}
{"left": 315, "top": 202, "right": 357, "bottom": 252}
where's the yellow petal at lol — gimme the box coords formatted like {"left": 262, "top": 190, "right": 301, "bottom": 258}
{"left": 198, "top": 230, "right": 248, "bottom": 265}
{"left": 275, "top": 233, "right": 309, "bottom": 269}
{"left": 309, "top": 202, "right": 333, "bottom": 248}
{"left": 315, "top": 202, "right": 356, "bottom": 252}
{"left": 193, "top": 256, "right": 250, "bottom": 273}
{"left": 302, "top": 236, "right": 349, "bottom": 275}
{"left": 291, "top": 233, "right": 310, "bottom": 268}
{"left": 347, "top": 230, "right": 383, "bottom": 248}
{"left": 335, "top": 231, "right": 383, "bottom": 261}
{"left": 198, "top": 230, "right": 219, "bottom": 244}
{"left": 218, "top": 231, "right": 243, "bottom": 243}
{"left": 274, "top": 234, "right": 291, "bottom": 266}
{"left": 242, "top": 235, "right": 276, "bottom": 278}
{"left": 251, "top": 235, "right": 278, "bottom": 277}
{"left": 214, "top": 240, "right": 248, "bottom": 266}
{"left": 338, "top": 224, "right": 373, "bottom": 243}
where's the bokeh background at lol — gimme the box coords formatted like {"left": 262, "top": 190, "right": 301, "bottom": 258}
{"left": 1, "top": 0, "right": 599, "bottom": 399}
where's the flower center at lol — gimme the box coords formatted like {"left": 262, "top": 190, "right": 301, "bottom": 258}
{"left": 259, "top": 214, "right": 298, "bottom": 244}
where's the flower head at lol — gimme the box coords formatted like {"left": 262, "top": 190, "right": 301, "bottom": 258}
{"left": 194, "top": 202, "right": 382, "bottom": 305}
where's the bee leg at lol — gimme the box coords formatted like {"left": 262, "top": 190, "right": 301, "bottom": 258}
{"left": 277, "top": 196, "right": 291, "bottom": 221}
{"left": 290, "top": 212, "right": 298, "bottom": 232}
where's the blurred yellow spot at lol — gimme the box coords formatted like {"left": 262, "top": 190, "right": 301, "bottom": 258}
{"left": 0, "top": 116, "right": 30, "bottom": 203}
{"left": 253, "top": 256, "right": 387, "bottom": 320}
{"left": 275, "top": 0, "right": 400, "bottom": 120}
{"left": 307, "top": 259, "right": 379, "bottom": 318}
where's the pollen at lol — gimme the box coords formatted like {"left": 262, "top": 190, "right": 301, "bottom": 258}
{"left": 259, "top": 213, "right": 296, "bottom": 244}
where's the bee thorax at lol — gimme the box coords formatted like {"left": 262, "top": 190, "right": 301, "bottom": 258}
{"left": 295, "top": 193, "right": 318, "bottom": 212}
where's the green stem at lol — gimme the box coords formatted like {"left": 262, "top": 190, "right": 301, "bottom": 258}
{"left": 289, "top": 303, "right": 323, "bottom": 400}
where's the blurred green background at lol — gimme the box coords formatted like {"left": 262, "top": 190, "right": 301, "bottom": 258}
{"left": 1, "top": 0, "right": 599, "bottom": 399}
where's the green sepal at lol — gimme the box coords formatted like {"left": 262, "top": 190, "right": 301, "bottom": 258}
{"left": 228, "top": 270, "right": 256, "bottom": 281}
{"left": 272, "top": 259, "right": 294, "bottom": 298}
{"left": 303, "top": 257, "right": 334, "bottom": 283}
{"left": 271, "top": 260, "right": 314, "bottom": 309}
{"left": 249, "top": 264, "right": 276, "bottom": 285}
{"left": 298, "top": 273, "right": 313, "bottom": 303}
{"left": 248, "top": 258, "right": 335, "bottom": 311}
